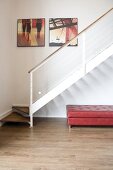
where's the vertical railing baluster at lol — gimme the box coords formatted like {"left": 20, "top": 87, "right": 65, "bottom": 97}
{"left": 30, "top": 72, "right": 33, "bottom": 127}
{"left": 82, "top": 32, "right": 86, "bottom": 75}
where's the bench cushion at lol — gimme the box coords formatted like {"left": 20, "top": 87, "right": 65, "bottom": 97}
{"left": 67, "top": 105, "right": 113, "bottom": 118}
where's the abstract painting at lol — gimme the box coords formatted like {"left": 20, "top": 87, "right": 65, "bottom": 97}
{"left": 49, "top": 18, "right": 78, "bottom": 46}
{"left": 17, "top": 18, "right": 45, "bottom": 47}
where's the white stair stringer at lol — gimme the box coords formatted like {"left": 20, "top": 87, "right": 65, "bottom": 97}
{"left": 31, "top": 44, "right": 113, "bottom": 114}
{"left": 86, "top": 44, "right": 113, "bottom": 73}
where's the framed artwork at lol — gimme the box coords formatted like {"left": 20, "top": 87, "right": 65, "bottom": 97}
{"left": 17, "top": 18, "right": 45, "bottom": 47}
{"left": 49, "top": 18, "right": 78, "bottom": 46}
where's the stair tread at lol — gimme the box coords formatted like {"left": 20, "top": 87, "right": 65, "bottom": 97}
{"left": 1, "top": 112, "right": 30, "bottom": 123}
{"left": 12, "top": 106, "right": 29, "bottom": 114}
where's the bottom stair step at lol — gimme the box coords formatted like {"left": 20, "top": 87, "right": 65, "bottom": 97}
{"left": 1, "top": 112, "right": 30, "bottom": 123}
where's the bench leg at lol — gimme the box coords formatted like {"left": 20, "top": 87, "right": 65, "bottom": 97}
{"left": 69, "top": 125, "right": 72, "bottom": 132}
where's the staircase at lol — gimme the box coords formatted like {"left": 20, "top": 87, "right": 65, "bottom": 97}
{"left": 1, "top": 106, "right": 30, "bottom": 125}
{"left": 0, "top": 8, "right": 113, "bottom": 127}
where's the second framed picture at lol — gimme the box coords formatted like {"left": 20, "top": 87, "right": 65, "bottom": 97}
{"left": 49, "top": 18, "right": 78, "bottom": 46}
{"left": 17, "top": 18, "right": 45, "bottom": 47}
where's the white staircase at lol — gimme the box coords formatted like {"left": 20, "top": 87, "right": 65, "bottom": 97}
{"left": 29, "top": 8, "right": 113, "bottom": 127}
{"left": 30, "top": 44, "right": 113, "bottom": 114}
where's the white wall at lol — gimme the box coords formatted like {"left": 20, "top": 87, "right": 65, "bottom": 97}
{"left": 0, "top": 0, "right": 113, "bottom": 117}
{"left": 0, "top": 0, "right": 15, "bottom": 116}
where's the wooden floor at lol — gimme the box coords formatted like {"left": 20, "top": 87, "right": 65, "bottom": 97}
{"left": 0, "top": 118, "right": 113, "bottom": 170}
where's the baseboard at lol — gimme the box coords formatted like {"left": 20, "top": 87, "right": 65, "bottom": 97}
{"left": 12, "top": 104, "right": 29, "bottom": 107}
{"left": 0, "top": 109, "right": 12, "bottom": 127}
{"left": 33, "top": 115, "right": 66, "bottom": 118}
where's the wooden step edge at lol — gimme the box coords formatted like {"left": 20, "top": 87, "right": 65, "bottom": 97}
{"left": 0, "top": 112, "right": 30, "bottom": 123}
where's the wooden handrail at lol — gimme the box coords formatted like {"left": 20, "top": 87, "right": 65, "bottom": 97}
{"left": 28, "top": 8, "right": 113, "bottom": 73}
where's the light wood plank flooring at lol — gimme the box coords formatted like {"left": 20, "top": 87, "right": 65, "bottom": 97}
{"left": 0, "top": 118, "right": 113, "bottom": 170}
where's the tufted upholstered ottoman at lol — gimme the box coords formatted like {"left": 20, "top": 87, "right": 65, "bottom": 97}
{"left": 66, "top": 105, "right": 113, "bottom": 129}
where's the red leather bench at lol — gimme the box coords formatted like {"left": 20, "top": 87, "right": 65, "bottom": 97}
{"left": 67, "top": 105, "right": 113, "bottom": 128}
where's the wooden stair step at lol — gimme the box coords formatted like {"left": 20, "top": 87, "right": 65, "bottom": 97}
{"left": 12, "top": 106, "right": 29, "bottom": 115}
{"left": 1, "top": 112, "right": 30, "bottom": 123}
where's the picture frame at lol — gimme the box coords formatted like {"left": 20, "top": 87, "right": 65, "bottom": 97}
{"left": 49, "top": 18, "right": 78, "bottom": 46}
{"left": 17, "top": 18, "right": 45, "bottom": 47}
